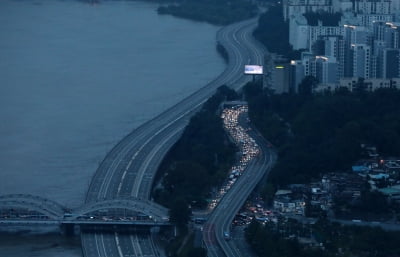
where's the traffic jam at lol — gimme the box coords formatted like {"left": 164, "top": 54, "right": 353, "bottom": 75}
{"left": 208, "top": 104, "right": 260, "bottom": 210}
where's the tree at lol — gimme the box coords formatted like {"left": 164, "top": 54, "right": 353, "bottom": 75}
{"left": 253, "top": 4, "right": 293, "bottom": 56}
{"left": 353, "top": 77, "right": 369, "bottom": 93}
{"left": 154, "top": 86, "right": 238, "bottom": 209}
{"left": 298, "top": 76, "right": 318, "bottom": 96}
{"left": 303, "top": 11, "right": 342, "bottom": 26}
{"left": 245, "top": 86, "right": 400, "bottom": 188}
{"left": 169, "top": 198, "right": 191, "bottom": 227}
{"left": 185, "top": 247, "right": 207, "bottom": 257}
{"left": 261, "top": 183, "right": 276, "bottom": 206}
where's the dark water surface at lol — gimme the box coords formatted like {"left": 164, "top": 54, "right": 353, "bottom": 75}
{"left": 0, "top": 0, "right": 224, "bottom": 255}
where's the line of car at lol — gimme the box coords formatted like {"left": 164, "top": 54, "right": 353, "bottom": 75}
{"left": 209, "top": 105, "right": 260, "bottom": 210}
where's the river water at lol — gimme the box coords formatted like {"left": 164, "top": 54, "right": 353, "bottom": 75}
{"left": 0, "top": 0, "right": 225, "bottom": 255}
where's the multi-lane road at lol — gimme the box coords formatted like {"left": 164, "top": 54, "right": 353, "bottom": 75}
{"left": 81, "top": 18, "right": 267, "bottom": 257}
{"left": 203, "top": 109, "right": 277, "bottom": 257}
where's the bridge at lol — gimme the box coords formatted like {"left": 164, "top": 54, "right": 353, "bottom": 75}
{"left": 0, "top": 194, "right": 66, "bottom": 220}
{"left": 1, "top": 18, "right": 267, "bottom": 256}
{"left": 0, "top": 194, "right": 170, "bottom": 230}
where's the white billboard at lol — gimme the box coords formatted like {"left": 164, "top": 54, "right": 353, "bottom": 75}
{"left": 244, "top": 65, "right": 263, "bottom": 75}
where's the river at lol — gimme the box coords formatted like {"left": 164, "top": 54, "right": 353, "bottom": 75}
{"left": 0, "top": 0, "right": 225, "bottom": 255}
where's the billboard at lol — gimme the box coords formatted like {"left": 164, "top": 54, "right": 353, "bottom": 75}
{"left": 244, "top": 65, "right": 263, "bottom": 75}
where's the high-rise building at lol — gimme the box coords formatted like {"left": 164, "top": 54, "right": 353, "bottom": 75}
{"left": 343, "top": 25, "right": 371, "bottom": 77}
{"left": 358, "top": 14, "right": 395, "bottom": 27}
{"left": 289, "top": 54, "right": 339, "bottom": 91}
{"left": 333, "top": 0, "right": 353, "bottom": 12}
{"left": 373, "top": 21, "right": 400, "bottom": 48}
{"left": 384, "top": 22, "right": 400, "bottom": 48}
{"left": 372, "top": 40, "right": 386, "bottom": 78}
{"left": 289, "top": 14, "right": 309, "bottom": 50}
{"left": 313, "top": 35, "right": 345, "bottom": 58}
{"left": 289, "top": 14, "right": 346, "bottom": 51}
{"left": 351, "top": 43, "right": 372, "bottom": 78}
{"left": 301, "top": 52, "right": 317, "bottom": 76}
{"left": 271, "top": 58, "right": 291, "bottom": 94}
{"left": 353, "top": 0, "right": 392, "bottom": 15}
{"left": 344, "top": 24, "right": 370, "bottom": 44}
{"left": 315, "top": 56, "right": 339, "bottom": 84}
{"left": 283, "top": 0, "right": 334, "bottom": 21}
{"left": 290, "top": 60, "right": 306, "bottom": 92}
{"left": 312, "top": 35, "right": 345, "bottom": 77}
{"left": 283, "top": 0, "right": 400, "bottom": 93}
{"left": 382, "top": 48, "right": 400, "bottom": 78}
{"left": 393, "top": 0, "right": 400, "bottom": 13}
{"left": 308, "top": 24, "right": 345, "bottom": 50}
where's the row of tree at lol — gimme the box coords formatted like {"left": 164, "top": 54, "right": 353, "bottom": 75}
{"left": 153, "top": 85, "right": 239, "bottom": 226}
{"left": 253, "top": 3, "right": 303, "bottom": 59}
{"left": 244, "top": 81, "right": 400, "bottom": 187}
{"left": 246, "top": 218, "right": 400, "bottom": 257}
{"left": 246, "top": 220, "right": 324, "bottom": 257}
{"left": 253, "top": 4, "right": 292, "bottom": 57}
{"left": 303, "top": 11, "right": 342, "bottom": 26}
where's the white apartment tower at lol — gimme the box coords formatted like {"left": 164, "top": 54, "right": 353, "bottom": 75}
{"left": 351, "top": 44, "right": 372, "bottom": 78}
{"left": 283, "top": 0, "right": 334, "bottom": 21}
{"left": 353, "top": 0, "right": 392, "bottom": 15}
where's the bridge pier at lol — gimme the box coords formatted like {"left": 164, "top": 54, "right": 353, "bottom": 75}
{"left": 60, "top": 223, "right": 78, "bottom": 237}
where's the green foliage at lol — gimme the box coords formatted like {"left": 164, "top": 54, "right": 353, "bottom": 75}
{"left": 261, "top": 183, "right": 276, "bottom": 206}
{"left": 174, "top": 233, "right": 207, "bottom": 257}
{"left": 169, "top": 198, "right": 192, "bottom": 226}
{"left": 165, "top": 227, "right": 189, "bottom": 257}
{"left": 356, "top": 190, "right": 390, "bottom": 213}
{"left": 157, "top": 0, "right": 257, "bottom": 25}
{"left": 253, "top": 5, "right": 289, "bottom": 53}
{"left": 185, "top": 247, "right": 207, "bottom": 257}
{"left": 314, "top": 220, "right": 400, "bottom": 256}
{"left": 154, "top": 86, "right": 239, "bottom": 213}
{"left": 303, "top": 11, "right": 342, "bottom": 26}
{"left": 245, "top": 220, "right": 310, "bottom": 257}
{"left": 244, "top": 81, "right": 400, "bottom": 186}
{"left": 335, "top": 186, "right": 391, "bottom": 217}
{"left": 246, "top": 218, "right": 400, "bottom": 257}
{"left": 253, "top": 4, "right": 294, "bottom": 57}
{"left": 298, "top": 76, "right": 318, "bottom": 95}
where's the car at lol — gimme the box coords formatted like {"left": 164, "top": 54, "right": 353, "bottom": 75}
{"left": 223, "top": 231, "right": 230, "bottom": 240}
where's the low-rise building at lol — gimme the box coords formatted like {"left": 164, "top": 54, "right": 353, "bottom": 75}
{"left": 274, "top": 196, "right": 306, "bottom": 215}
{"left": 378, "top": 185, "right": 400, "bottom": 203}
{"left": 338, "top": 77, "right": 400, "bottom": 91}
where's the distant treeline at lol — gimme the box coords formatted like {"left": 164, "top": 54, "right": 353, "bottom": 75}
{"left": 303, "top": 11, "right": 342, "bottom": 26}
{"left": 253, "top": 3, "right": 303, "bottom": 59}
{"left": 246, "top": 218, "right": 400, "bottom": 257}
{"left": 157, "top": 0, "right": 258, "bottom": 25}
{"left": 253, "top": 5, "right": 342, "bottom": 59}
{"left": 153, "top": 85, "right": 239, "bottom": 224}
{"left": 243, "top": 81, "right": 400, "bottom": 187}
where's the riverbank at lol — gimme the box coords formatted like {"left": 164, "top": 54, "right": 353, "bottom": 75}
{"left": 157, "top": 0, "right": 258, "bottom": 25}
{"left": 0, "top": 233, "right": 81, "bottom": 257}
{"left": 152, "top": 86, "right": 239, "bottom": 212}
{"left": 0, "top": 1, "right": 226, "bottom": 256}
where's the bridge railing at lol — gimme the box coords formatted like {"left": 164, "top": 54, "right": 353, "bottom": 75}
{"left": 0, "top": 195, "right": 170, "bottom": 226}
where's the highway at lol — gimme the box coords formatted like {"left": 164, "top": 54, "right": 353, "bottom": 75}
{"left": 203, "top": 109, "right": 277, "bottom": 257}
{"left": 81, "top": 18, "right": 267, "bottom": 257}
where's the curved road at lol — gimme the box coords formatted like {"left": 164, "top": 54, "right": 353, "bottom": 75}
{"left": 204, "top": 113, "right": 277, "bottom": 257}
{"left": 81, "top": 18, "right": 266, "bottom": 257}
